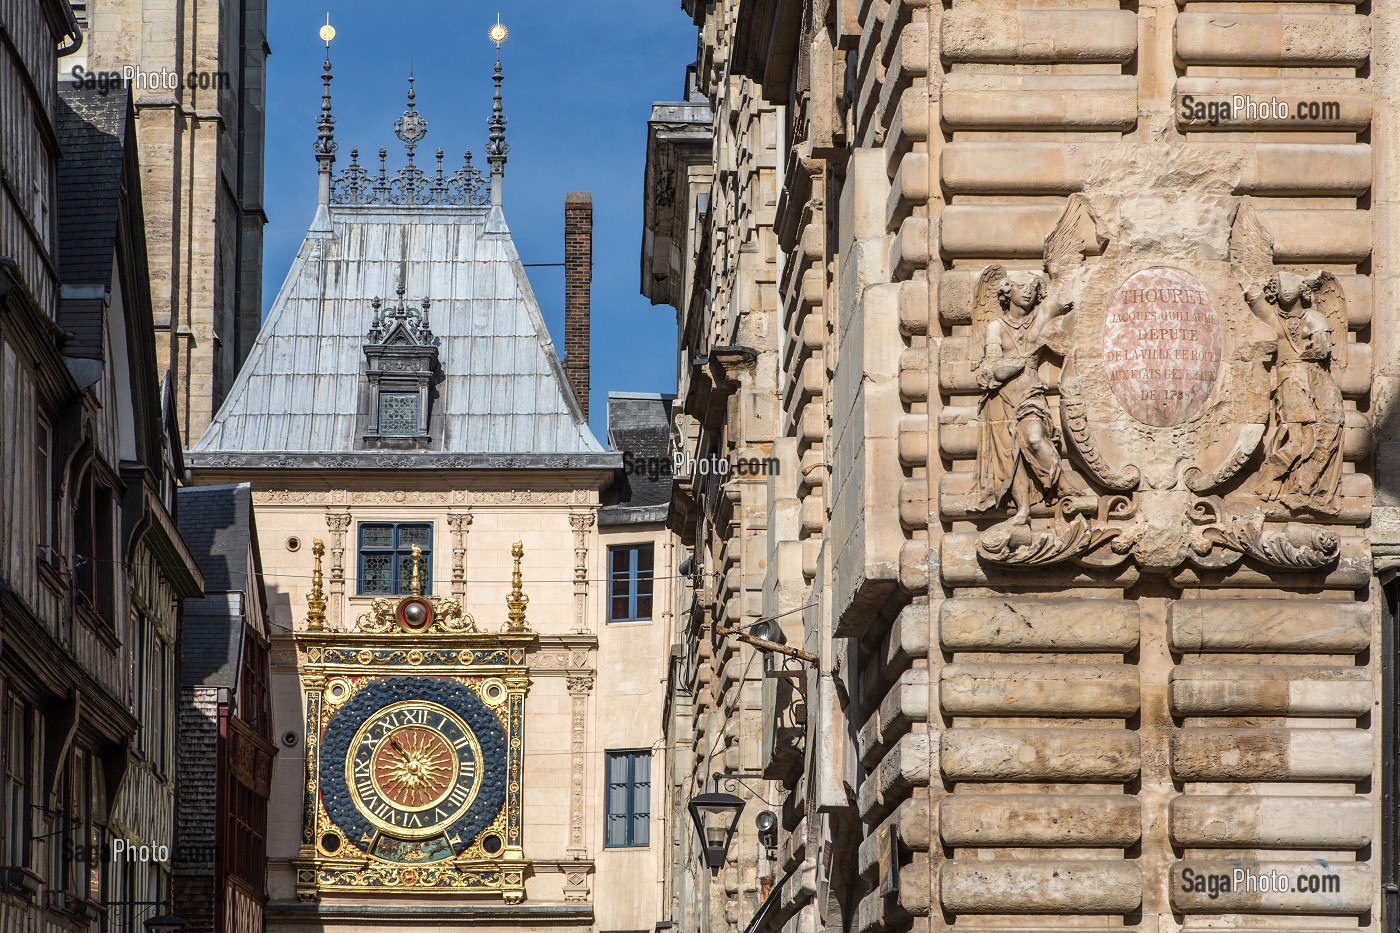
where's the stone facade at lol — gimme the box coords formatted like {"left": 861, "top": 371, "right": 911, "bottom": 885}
{"left": 644, "top": 2, "right": 1396, "bottom": 933}
{"left": 67, "top": 0, "right": 268, "bottom": 445}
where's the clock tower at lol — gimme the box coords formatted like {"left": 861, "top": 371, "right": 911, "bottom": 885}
{"left": 294, "top": 543, "right": 533, "bottom": 903}
{"left": 188, "top": 27, "right": 679, "bottom": 931}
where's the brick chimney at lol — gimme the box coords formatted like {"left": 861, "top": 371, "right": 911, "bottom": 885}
{"left": 564, "top": 192, "right": 592, "bottom": 420}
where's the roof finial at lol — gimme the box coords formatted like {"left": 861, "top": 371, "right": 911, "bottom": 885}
{"left": 485, "top": 16, "right": 509, "bottom": 208}
{"left": 395, "top": 65, "right": 427, "bottom": 163}
{"left": 312, "top": 14, "right": 338, "bottom": 232}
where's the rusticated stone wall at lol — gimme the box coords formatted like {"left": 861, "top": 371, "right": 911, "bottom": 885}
{"left": 649, "top": 0, "right": 1394, "bottom": 932}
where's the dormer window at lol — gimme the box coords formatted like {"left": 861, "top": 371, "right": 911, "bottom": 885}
{"left": 361, "top": 284, "right": 439, "bottom": 446}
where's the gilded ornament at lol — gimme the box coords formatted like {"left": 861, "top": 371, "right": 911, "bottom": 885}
{"left": 306, "top": 540, "right": 327, "bottom": 631}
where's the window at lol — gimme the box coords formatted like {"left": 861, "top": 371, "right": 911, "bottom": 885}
{"left": 50, "top": 747, "right": 104, "bottom": 900}
{"left": 36, "top": 421, "right": 53, "bottom": 555}
{"left": 604, "top": 751, "right": 650, "bottom": 848}
{"left": 377, "top": 392, "right": 422, "bottom": 436}
{"left": 74, "top": 469, "right": 116, "bottom": 625}
{"left": 239, "top": 633, "right": 271, "bottom": 736}
{"left": 2, "top": 693, "right": 35, "bottom": 868}
{"left": 608, "top": 544, "right": 654, "bottom": 622}
{"left": 358, "top": 523, "right": 432, "bottom": 595}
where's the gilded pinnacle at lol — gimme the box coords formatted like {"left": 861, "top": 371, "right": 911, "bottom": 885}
{"left": 409, "top": 544, "right": 423, "bottom": 597}
{"left": 505, "top": 541, "right": 529, "bottom": 632}
{"left": 306, "top": 539, "right": 327, "bottom": 631}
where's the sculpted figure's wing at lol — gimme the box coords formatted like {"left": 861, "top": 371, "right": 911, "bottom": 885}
{"left": 970, "top": 264, "right": 1007, "bottom": 370}
{"left": 1308, "top": 270, "right": 1349, "bottom": 372}
{"left": 1043, "top": 193, "right": 1106, "bottom": 279}
{"left": 1230, "top": 198, "right": 1276, "bottom": 282}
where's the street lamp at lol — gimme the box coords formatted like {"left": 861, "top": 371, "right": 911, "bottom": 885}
{"left": 143, "top": 912, "right": 186, "bottom": 933}
{"left": 687, "top": 792, "right": 744, "bottom": 874}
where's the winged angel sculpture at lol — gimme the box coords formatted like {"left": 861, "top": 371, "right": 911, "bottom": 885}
{"left": 1231, "top": 202, "right": 1347, "bottom": 514}
{"left": 972, "top": 196, "right": 1100, "bottom": 525}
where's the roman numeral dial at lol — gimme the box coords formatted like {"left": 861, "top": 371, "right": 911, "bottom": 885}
{"left": 345, "top": 700, "right": 484, "bottom": 839}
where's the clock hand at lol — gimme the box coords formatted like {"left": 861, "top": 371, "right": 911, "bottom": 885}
{"left": 389, "top": 736, "right": 408, "bottom": 758}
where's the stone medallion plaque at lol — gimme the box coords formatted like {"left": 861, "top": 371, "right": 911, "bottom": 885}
{"left": 1102, "top": 267, "right": 1221, "bottom": 426}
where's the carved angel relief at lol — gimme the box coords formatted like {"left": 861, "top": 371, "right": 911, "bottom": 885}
{"left": 1232, "top": 201, "right": 1347, "bottom": 515}
{"left": 970, "top": 195, "right": 1101, "bottom": 526}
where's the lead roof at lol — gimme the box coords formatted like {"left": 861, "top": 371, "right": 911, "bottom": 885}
{"left": 188, "top": 204, "right": 613, "bottom": 469}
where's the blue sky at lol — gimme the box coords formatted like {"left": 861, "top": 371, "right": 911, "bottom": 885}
{"left": 261, "top": 2, "right": 696, "bottom": 440}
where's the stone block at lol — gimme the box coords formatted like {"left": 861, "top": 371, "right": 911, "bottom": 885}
{"left": 1169, "top": 664, "right": 1372, "bottom": 716}
{"left": 940, "top": 794, "right": 1140, "bottom": 847}
{"left": 1169, "top": 795, "right": 1372, "bottom": 848}
{"left": 940, "top": 861, "right": 1142, "bottom": 913}
{"left": 1169, "top": 860, "right": 1375, "bottom": 914}
{"left": 941, "top": 663, "right": 1139, "bottom": 717}
{"left": 1174, "top": 77, "right": 1372, "bottom": 132}
{"left": 941, "top": 728, "right": 1140, "bottom": 782}
{"left": 940, "top": 205, "right": 1065, "bottom": 259}
{"left": 1241, "top": 143, "right": 1371, "bottom": 195}
{"left": 943, "top": 10, "right": 1135, "bottom": 63}
{"left": 1167, "top": 599, "right": 1369, "bottom": 654}
{"left": 1175, "top": 13, "right": 1370, "bottom": 65}
{"left": 858, "top": 733, "right": 933, "bottom": 821}
{"left": 1169, "top": 727, "right": 1372, "bottom": 780}
{"left": 941, "top": 74, "right": 1138, "bottom": 131}
{"left": 940, "top": 598, "right": 1140, "bottom": 652}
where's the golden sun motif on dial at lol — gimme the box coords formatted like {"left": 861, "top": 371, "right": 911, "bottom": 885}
{"left": 346, "top": 701, "right": 484, "bottom": 839}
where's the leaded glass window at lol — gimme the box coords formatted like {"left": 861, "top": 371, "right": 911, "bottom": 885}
{"left": 358, "top": 522, "right": 432, "bottom": 595}
{"left": 378, "top": 392, "right": 421, "bottom": 436}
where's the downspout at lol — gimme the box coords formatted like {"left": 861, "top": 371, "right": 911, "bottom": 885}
{"left": 56, "top": 1, "right": 82, "bottom": 57}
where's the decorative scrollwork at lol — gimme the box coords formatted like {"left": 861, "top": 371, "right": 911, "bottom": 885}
{"left": 1202, "top": 515, "right": 1340, "bottom": 570}
{"left": 977, "top": 500, "right": 1121, "bottom": 566}
{"left": 1059, "top": 380, "right": 1141, "bottom": 491}
{"left": 356, "top": 598, "right": 398, "bottom": 634}
{"left": 435, "top": 597, "right": 478, "bottom": 633}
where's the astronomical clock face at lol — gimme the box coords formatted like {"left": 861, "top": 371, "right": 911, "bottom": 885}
{"left": 317, "top": 676, "right": 511, "bottom": 865}
{"left": 347, "top": 701, "right": 482, "bottom": 838}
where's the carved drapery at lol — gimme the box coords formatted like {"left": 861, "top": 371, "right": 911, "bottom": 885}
{"left": 568, "top": 512, "right": 594, "bottom": 634}
{"left": 447, "top": 511, "right": 474, "bottom": 601}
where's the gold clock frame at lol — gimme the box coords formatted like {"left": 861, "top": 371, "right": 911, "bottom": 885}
{"left": 292, "top": 541, "right": 536, "bottom": 903}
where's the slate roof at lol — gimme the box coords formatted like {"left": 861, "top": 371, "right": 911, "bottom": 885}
{"left": 177, "top": 483, "right": 256, "bottom": 688}
{"left": 600, "top": 392, "right": 674, "bottom": 525}
{"left": 189, "top": 204, "right": 612, "bottom": 467}
{"left": 54, "top": 85, "right": 133, "bottom": 364}
{"left": 55, "top": 85, "right": 128, "bottom": 288}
